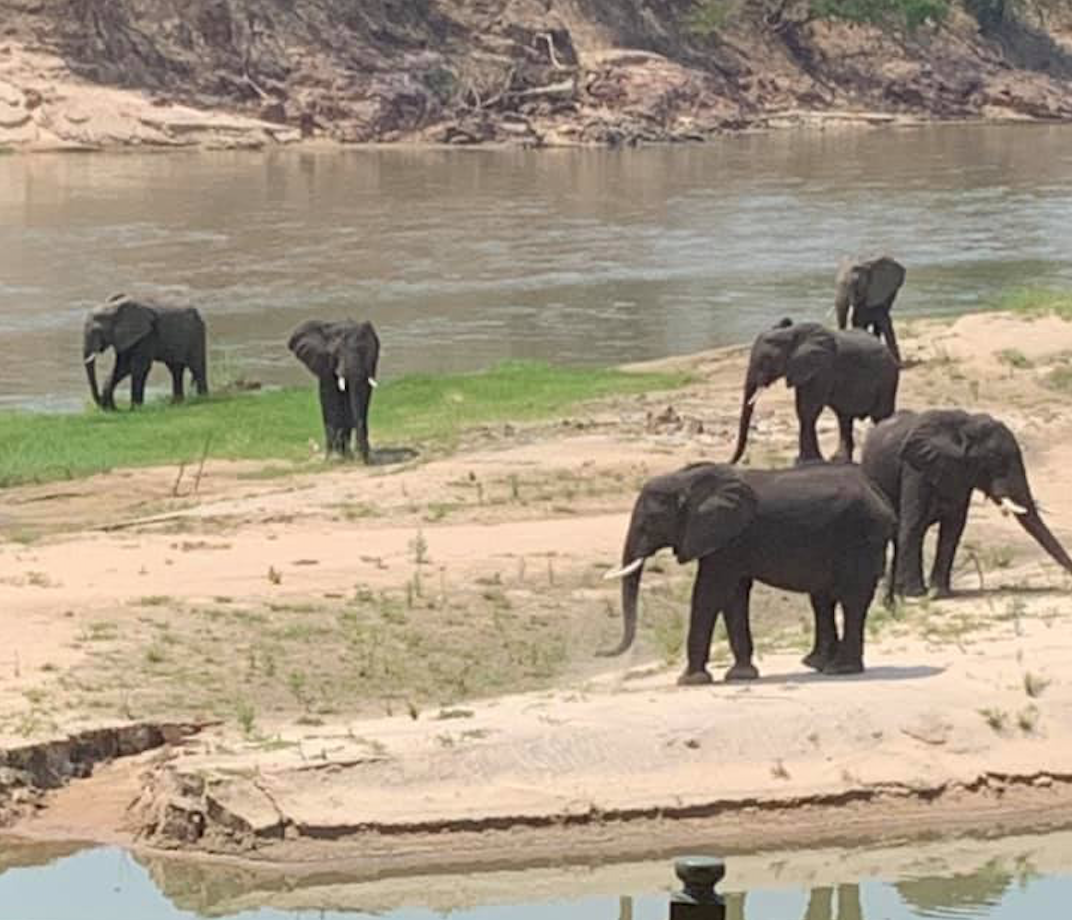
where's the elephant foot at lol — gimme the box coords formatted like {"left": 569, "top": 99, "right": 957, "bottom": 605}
{"left": 896, "top": 581, "right": 927, "bottom": 598}
{"left": 823, "top": 657, "right": 864, "bottom": 676}
{"left": 677, "top": 669, "right": 714, "bottom": 687}
{"left": 802, "top": 648, "right": 836, "bottom": 672}
{"left": 830, "top": 450, "right": 852, "bottom": 465}
{"left": 724, "top": 662, "right": 759, "bottom": 682}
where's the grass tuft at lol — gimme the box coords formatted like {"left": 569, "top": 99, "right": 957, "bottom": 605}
{"left": 991, "top": 286, "right": 1072, "bottom": 321}
{"left": 0, "top": 361, "right": 689, "bottom": 488}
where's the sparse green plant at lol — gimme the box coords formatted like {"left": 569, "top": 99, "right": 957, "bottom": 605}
{"left": 1017, "top": 705, "right": 1040, "bottom": 734}
{"left": 979, "top": 707, "right": 1008, "bottom": 733}
{"left": 236, "top": 699, "right": 257, "bottom": 736}
{"left": 997, "top": 348, "right": 1032, "bottom": 369}
{"left": 1023, "top": 671, "right": 1051, "bottom": 699}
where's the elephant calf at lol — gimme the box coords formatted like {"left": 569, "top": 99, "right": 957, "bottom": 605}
{"left": 731, "top": 319, "right": 899, "bottom": 465}
{"left": 288, "top": 319, "right": 380, "bottom": 462}
{"left": 834, "top": 255, "right": 906, "bottom": 365}
{"left": 83, "top": 294, "right": 208, "bottom": 410}
{"left": 862, "top": 409, "right": 1072, "bottom": 598}
{"left": 603, "top": 462, "right": 896, "bottom": 684}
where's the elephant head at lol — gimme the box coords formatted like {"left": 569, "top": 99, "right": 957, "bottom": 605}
{"left": 834, "top": 255, "right": 906, "bottom": 329}
{"left": 83, "top": 294, "right": 154, "bottom": 406}
{"left": 600, "top": 463, "right": 758, "bottom": 656}
{"left": 729, "top": 320, "right": 836, "bottom": 464}
{"left": 903, "top": 410, "right": 1072, "bottom": 574}
{"left": 288, "top": 320, "right": 379, "bottom": 393}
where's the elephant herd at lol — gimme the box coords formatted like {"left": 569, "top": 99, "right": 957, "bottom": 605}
{"left": 80, "top": 255, "right": 1072, "bottom": 688}
{"left": 81, "top": 295, "right": 379, "bottom": 462}
{"left": 603, "top": 255, "right": 1072, "bottom": 685}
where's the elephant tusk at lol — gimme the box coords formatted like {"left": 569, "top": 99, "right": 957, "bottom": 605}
{"left": 368, "top": 377, "right": 378, "bottom": 389}
{"left": 999, "top": 497, "right": 1029, "bottom": 516}
{"left": 747, "top": 385, "right": 767, "bottom": 407}
{"left": 84, "top": 354, "right": 96, "bottom": 365}
{"left": 603, "top": 558, "right": 644, "bottom": 580}
{"left": 337, "top": 376, "right": 346, "bottom": 392}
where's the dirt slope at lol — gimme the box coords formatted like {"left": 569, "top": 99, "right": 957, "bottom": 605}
{"left": 2, "top": 1, "right": 1072, "bottom": 150}
{"left": 4, "top": 312, "right": 1072, "bottom": 870}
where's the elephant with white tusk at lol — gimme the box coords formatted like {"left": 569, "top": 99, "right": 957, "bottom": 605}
{"left": 288, "top": 319, "right": 380, "bottom": 462}
{"left": 601, "top": 462, "right": 896, "bottom": 684}
{"left": 83, "top": 294, "right": 208, "bottom": 410}
{"left": 862, "top": 409, "right": 1072, "bottom": 598}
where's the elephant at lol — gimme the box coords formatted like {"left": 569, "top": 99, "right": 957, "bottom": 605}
{"left": 602, "top": 462, "right": 896, "bottom": 684}
{"left": 861, "top": 409, "right": 1072, "bottom": 598}
{"left": 730, "top": 319, "right": 899, "bottom": 466}
{"left": 288, "top": 319, "right": 380, "bottom": 462}
{"left": 83, "top": 294, "right": 208, "bottom": 410}
{"left": 834, "top": 255, "right": 906, "bottom": 364}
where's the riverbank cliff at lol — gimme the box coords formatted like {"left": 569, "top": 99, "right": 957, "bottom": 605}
{"left": 2, "top": 1, "right": 1072, "bottom": 151}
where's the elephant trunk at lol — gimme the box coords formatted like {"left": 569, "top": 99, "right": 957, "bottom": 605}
{"left": 84, "top": 351, "right": 102, "bottom": 407}
{"left": 1015, "top": 507, "right": 1072, "bottom": 575}
{"left": 729, "top": 377, "right": 758, "bottom": 464}
{"left": 834, "top": 278, "right": 852, "bottom": 330}
{"left": 598, "top": 535, "right": 646, "bottom": 657}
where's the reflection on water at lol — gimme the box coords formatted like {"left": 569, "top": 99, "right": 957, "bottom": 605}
{"left": 0, "top": 832, "right": 1067, "bottom": 920}
{"left": 2, "top": 125, "right": 1072, "bottom": 410}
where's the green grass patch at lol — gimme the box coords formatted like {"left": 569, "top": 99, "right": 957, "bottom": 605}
{"left": 0, "top": 360, "right": 689, "bottom": 488}
{"left": 991, "top": 286, "right": 1072, "bottom": 321}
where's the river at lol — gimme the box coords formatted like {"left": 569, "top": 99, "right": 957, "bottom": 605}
{"left": 1, "top": 830, "right": 1071, "bottom": 919}
{"left": 2, "top": 124, "right": 1072, "bottom": 411}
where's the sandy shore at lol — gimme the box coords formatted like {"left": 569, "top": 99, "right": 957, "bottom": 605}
{"left": 3, "top": 311, "right": 1072, "bottom": 873}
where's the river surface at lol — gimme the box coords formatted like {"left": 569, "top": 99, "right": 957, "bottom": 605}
{"left": 1, "top": 831, "right": 1070, "bottom": 919}
{"left": 2, "top": 125, "right": 1072, "bottom": 411}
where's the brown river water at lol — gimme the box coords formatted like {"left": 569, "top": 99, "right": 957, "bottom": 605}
{"left": 1, "top": 124, "right": 1071, "bottom": 411}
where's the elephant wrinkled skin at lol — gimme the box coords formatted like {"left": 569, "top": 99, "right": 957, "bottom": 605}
{"left": 288, "top": 319, "right": 380, "bottom": 462}
{"left": 603, "top": 462, "right": 896, "bottom": 684}
{"left": 862, "top": 409, "right": 1072, "bottom": 598}
{"left": 83, "top": 294, "right": 208, "bottom": 410}
{"left": 730, "top": 319, "right": 900, "bottom": 465}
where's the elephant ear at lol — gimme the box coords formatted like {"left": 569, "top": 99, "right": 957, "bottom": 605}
{"left": 786, "top": 326, "right": 836, "bottom": 388}
{"left": 109, "top": 298, "right": 155, "bottom": 352}
{"left": 901, "top": 412, "right": 970, "bottom": 490}
{"left": 288, "top": 321, "right": 335, "bottom": 378}
{"left": 860, "top": 256, "right": 906, "bottom": 308}
{"left": 678, "top": 468, "right": 758, "bottom": 564}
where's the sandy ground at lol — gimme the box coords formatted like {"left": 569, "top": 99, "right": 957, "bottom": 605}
{"left": 4, "top": 312, "right": 1072, "bottom": 872}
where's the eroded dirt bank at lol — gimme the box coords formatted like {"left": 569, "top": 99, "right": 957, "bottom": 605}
{"left": 3, "top": 312, "right": 1072, "bottom": 869}
{"left": 2, "top": 2, "right": 1072, "bottom": 151}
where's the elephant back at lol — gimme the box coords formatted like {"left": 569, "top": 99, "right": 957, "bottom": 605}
{"left": 829, "top": 329, "right": 899, "bottom": 417}
{"left": 153, "top": 304, "right": 207, "bottom": 364}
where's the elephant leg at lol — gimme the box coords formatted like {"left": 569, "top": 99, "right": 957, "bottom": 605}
{"left": 803, "top": 887, "right": 833, "bottom": 920}
{"left": 679, "top": 558, "right": 730, "bottom": 686}
{"left": 824, "top": 583, "right": 875, "bottom": 675}
{"left": 831, "top": 413, "right": 855, "bottom": 464}
{"left": 355, "top": 381, "right": 372, "bottom": 464}
{"left": 930, "top": 497, "right": 970, "bottom": 598}
{"left": 130, "top": 356, "right": 151, "bottom": 408}
{"left": 167, "top": 362, "right": 185, "bottom": 403}
{"left": 723, "top": 578, "right": 757, "bottom": 681}
{"left": 794, "top": 388, "right": 824, "bottom": 464}
{"left": 836, "top": 884, "right": 863, "bottom": 920}
{"left": 317, "top": 377, "right": 349, "bottom": 457}
{"left": 103, "top": 352, "right": 132, "bottom": 411}
{"left": 876, "top": 310, "right": 901, "bottom": 365}
{"left": 894, "top": 468, "right": 931, "bottom": 597}
{"left": 803, "top": 593, "right": 838, "bottom": 672}
{"left": 192, "top": 346, "right": 208, "bottom": 396}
